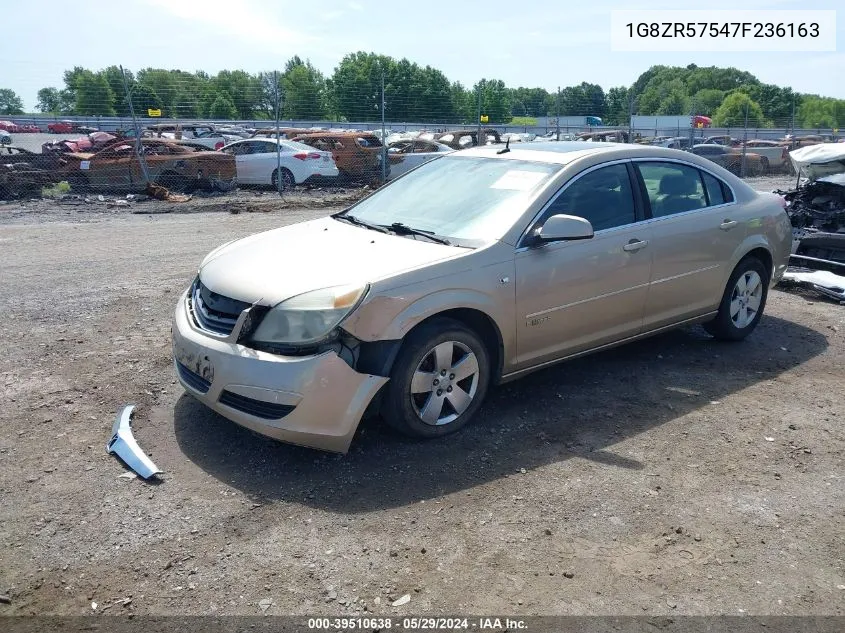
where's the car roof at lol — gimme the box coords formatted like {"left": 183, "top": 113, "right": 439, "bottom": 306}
{"left": 456, "top": 141, "right": 699, "bottom": 165}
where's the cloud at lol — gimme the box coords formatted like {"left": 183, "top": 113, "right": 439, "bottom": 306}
{"left": 348, "top": 1, "right": 363, "bottom": 10}
{"left": 141, "top": 0, "right": 317, "bottom": 51}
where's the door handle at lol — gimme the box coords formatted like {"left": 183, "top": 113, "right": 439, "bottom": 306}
{"left": 623, "top": 239, "right": 649, "bottom": 252}
{"left": 720, "top": 219, "right": 738, "bottom": 230}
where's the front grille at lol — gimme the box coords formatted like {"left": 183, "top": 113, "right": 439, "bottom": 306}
{"left": 218, "top": 390, "right": 295, "bottom": 420}
{"left": 176, "top": 361, "right": 211, "bottom": 394}
{"left": 190, "top": 280, "right": 250, "bottom": 336}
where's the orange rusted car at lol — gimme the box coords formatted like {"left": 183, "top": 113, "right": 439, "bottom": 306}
{"left": 291, "top": 131, "right": 398, "bottom": 182}
{"left": 59, "top": 139, "right": 237, "bottom": 192}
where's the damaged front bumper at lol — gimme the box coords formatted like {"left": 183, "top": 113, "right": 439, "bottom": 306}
{"left": 171, "top": 291, "right": 387, "bottom": 453}
{"left": 107, "top": 404, "right": 163, "bottom": 479}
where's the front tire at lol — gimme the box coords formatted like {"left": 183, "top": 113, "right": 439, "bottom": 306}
{"left": 703, "top": 256, "right": 769, "bottom": 341}
{"left": 381, "top": 318, "right": 490, "bottom": 438}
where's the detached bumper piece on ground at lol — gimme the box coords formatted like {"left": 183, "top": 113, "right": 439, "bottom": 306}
{"left": 106, "top": 404, "right": 163, "bottom": 480}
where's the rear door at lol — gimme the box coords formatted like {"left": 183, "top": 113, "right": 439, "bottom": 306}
{"left": 514, "top": 162, "right": 653, "bottom": 368}
{"left": 633, "top": 160, "right": 744, "bottom": 329}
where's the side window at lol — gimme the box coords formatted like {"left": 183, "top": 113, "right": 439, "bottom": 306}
{"left": 701, "top": 171, "right": 729, "bottom": 206}
{"left": 543, "top": 164, "right": 636, "bottom": 232}
{"left": 636, "top": 162, "right": 707, "bottom": 218}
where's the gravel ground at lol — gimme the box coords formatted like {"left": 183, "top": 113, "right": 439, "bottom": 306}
{"left": 0, "top": 191, "right": 842, "bottom": 618}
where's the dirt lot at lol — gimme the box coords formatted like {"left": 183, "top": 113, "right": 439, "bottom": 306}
{"left": 0, "top": 181, "right": 843, "bottom": 618}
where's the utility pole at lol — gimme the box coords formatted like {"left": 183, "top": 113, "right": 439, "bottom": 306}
{"left": 274, "top": 70, "right": 283, "bottom": 196}
{"left": 790, "top": 95, "right": 796, "bottom": 138}
{"left": 120, "top": 65, "right": 150, "bottom": 186}
{"left": 380, "top": 70, "right": 386, "bottom": 184}
{"left": 476, "top": 83, "right": 482, "bottom": 144}
{"left": 628, "top": 90, "right": 634, "bottom": 142}
{"left": 740, "top": 103, "right": 749, "bottom": 178}
{"left": 556, "top": 86, "right": 561, "bottom": 141}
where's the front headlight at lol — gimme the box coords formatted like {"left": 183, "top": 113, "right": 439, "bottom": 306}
{"left": 250, "top": 283, "right": 367, "bottom": 346}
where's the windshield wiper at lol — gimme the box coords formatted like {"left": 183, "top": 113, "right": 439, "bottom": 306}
{"left": 333, "top": 213, "right": 390, "bottom": 233}
{"left": 384, "top": 222, "right": 451, "bottom": 245}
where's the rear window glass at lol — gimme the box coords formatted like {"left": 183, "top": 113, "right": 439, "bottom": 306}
{"left": 702, "top": 171, "right": 727, "bottom": 205}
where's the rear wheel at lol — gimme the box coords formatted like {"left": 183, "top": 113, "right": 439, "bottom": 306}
{"left": 271, "top": 168, "right": 295, "bottom": 190}
{"left": 703, "top": 256, "right": 769, "bottom": 341}
{"left": 381, "top": 318, "right": 490, "bottom": 438}
{"left": 156, "top": 171, "right": 191, "bottom": 193}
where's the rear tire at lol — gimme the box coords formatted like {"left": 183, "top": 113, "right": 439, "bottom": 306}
{"left": 271, "top": 168, "right": 295, "bottom": 190}
{"left": 381, "top": 318, "right": 490, "bottom": 439}
{"left": 703, "top": 256, "right": 769, "bottom": 341}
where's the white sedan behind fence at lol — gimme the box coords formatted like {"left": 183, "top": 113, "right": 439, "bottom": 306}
{"left": 221, "top": 138, "right": 339, "bottom": 188}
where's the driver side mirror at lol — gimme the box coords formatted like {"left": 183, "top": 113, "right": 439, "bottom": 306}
{"left": 536, "top": 214, "right": 594, "bottom": 243}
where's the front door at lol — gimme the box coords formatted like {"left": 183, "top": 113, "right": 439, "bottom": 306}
{"left": 515, "top": 162, "right": 653, "bottom": 368}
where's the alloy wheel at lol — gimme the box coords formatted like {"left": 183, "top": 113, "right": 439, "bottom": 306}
{"left": 410, "top": 341, "right": 480, "bottom": 426}
{"left": 730, "top": 270, "right": 763, "bottom": 328}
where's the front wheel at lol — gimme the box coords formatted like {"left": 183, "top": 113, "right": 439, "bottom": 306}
{"left": 381, "top": 318, "right": 490, "bottom": 438}
{"left": 703, "top": 256, "right": 769, "bottom": 341}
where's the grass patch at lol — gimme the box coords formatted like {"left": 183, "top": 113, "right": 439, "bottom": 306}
{"left": 510, "top": 116, "right": 538, "bottom": 126}
{"left": 41, "top": 181, "right": 72, "bottom": 198}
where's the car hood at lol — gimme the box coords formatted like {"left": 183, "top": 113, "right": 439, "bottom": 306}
{"left": 199, "top": 216, "right": 466, "bottom": 305}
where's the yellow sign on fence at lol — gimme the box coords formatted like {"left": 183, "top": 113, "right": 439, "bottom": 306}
{"left": 147, "top": 109, "right": 162, "bottom": 117}
{"left": 480, "top": 114, "right": 489, "bottom": 123}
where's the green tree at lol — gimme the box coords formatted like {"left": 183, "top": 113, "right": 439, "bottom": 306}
{"left": 212, "top": 70, "right": 262, "bottom": 119}
{"left": 331, "top": 52, "right": 395, "bottom": 122}
{"left": 74, "top": 71, "right": 115, "bottom": 116}
{"left": 474, "top": 78, "right": 511, "bottom": 124}
{"left": 509, "top": 87, "right": 550, "bottom": 118}
{"left": 691, "top": 88, "right": 725, "bottom": 115}
{"left": 712, "top": 92, "right": 769, "bottom": 128}
{"left": 0, "top": 88, "right": 25, "bottom": 115}
{"left": 37, "top": 87, "right": 62, "bottom": 113}
{"left": 559, "top": 82, "right": 605, "bottom": 117}
{"left": 208, "top": 94, "right": 238, "bottom": 120}
{"left": 656, "top": 80, "right": 690, "bottom": 115}
{"left": 604, "top": 86, "right": 629, "bottom": 126}
{"left": 283, "top": 59, "right": 327, "bottom": 119}
{"left": 130, "top": 84, "right": 163, "bottom": 116}
{"left": 797, "top": 96, "right": 836, "bottom": 128}
{"left": 100, "top": 66, "right": 132, "bottom": 117}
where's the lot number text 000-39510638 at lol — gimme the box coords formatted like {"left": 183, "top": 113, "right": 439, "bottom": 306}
{"left": 610, "top": 10, "right": 836, "bottom": 52}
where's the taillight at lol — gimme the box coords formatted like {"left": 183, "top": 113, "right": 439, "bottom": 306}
{"left": 293, "top": 152, "right": 321, "bottom": 160}
{"left": 215, "top": 141, "right": 224, "bottom": 150}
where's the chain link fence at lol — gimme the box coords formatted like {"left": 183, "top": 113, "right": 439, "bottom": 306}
{"left": 2, "top": 65, "right": 841, "bottom": 200}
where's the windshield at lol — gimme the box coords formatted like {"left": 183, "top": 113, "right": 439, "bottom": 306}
{"left": 341, "top": 156, "right": 560, "bottom": 242}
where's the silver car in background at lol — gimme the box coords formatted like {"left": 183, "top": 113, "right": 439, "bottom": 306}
{"left": 172, "top": 142, "right": 792, "bottom": 453}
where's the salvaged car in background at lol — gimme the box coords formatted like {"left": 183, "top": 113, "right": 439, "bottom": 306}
{"left": 386, "top": 139, "right": 453, "bottom": 180}
{"left": 0, "top": 147, "right": 66, "bottom": 198}
{"left": 58, "top": 139, "right": 236, "bottom": 193}
{"left": 221, "top": 138, "right": 338, "bottom": 188}
{"left": 435, "top": 129, "right": 502, "bottom": 150}
{"left": 741, "top": 140, "right": 790, "bottom": 172}
{"left": 690, "top": 144, "right": 765, "bottom": 176}
{"left": 172, "top": 142, "right": 791, "bottom": 453}
{"left": 292, "top": 131, "right": 395, "bottom": 183}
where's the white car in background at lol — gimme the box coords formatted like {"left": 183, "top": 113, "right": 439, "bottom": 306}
{"left": 221, "top": 138, "right": 339, "bottom": 188}
{"left": 0, "top": 129, "right": 11, "bottom": 145}
{"left": 386, "top": 139, "right": 453, "bottom": 180}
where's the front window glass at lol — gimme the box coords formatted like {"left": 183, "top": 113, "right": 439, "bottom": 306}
{"left": 542, "top": 164, "right": 636, "bottom": 231}
{"left": 341, "top": 156, "right": 560, "bottom": 242}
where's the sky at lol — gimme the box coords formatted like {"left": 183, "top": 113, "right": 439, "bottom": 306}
{"left": 1, "top": 0, "right": 842, "bottom": 111}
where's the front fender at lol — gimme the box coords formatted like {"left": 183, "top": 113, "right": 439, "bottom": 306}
{"left": 344, "top": 287, "right": 506, "bottom": 341}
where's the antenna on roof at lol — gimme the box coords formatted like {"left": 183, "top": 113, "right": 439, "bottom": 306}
{"left": 497, "top": 136, "right": 511, "bottom": 154}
